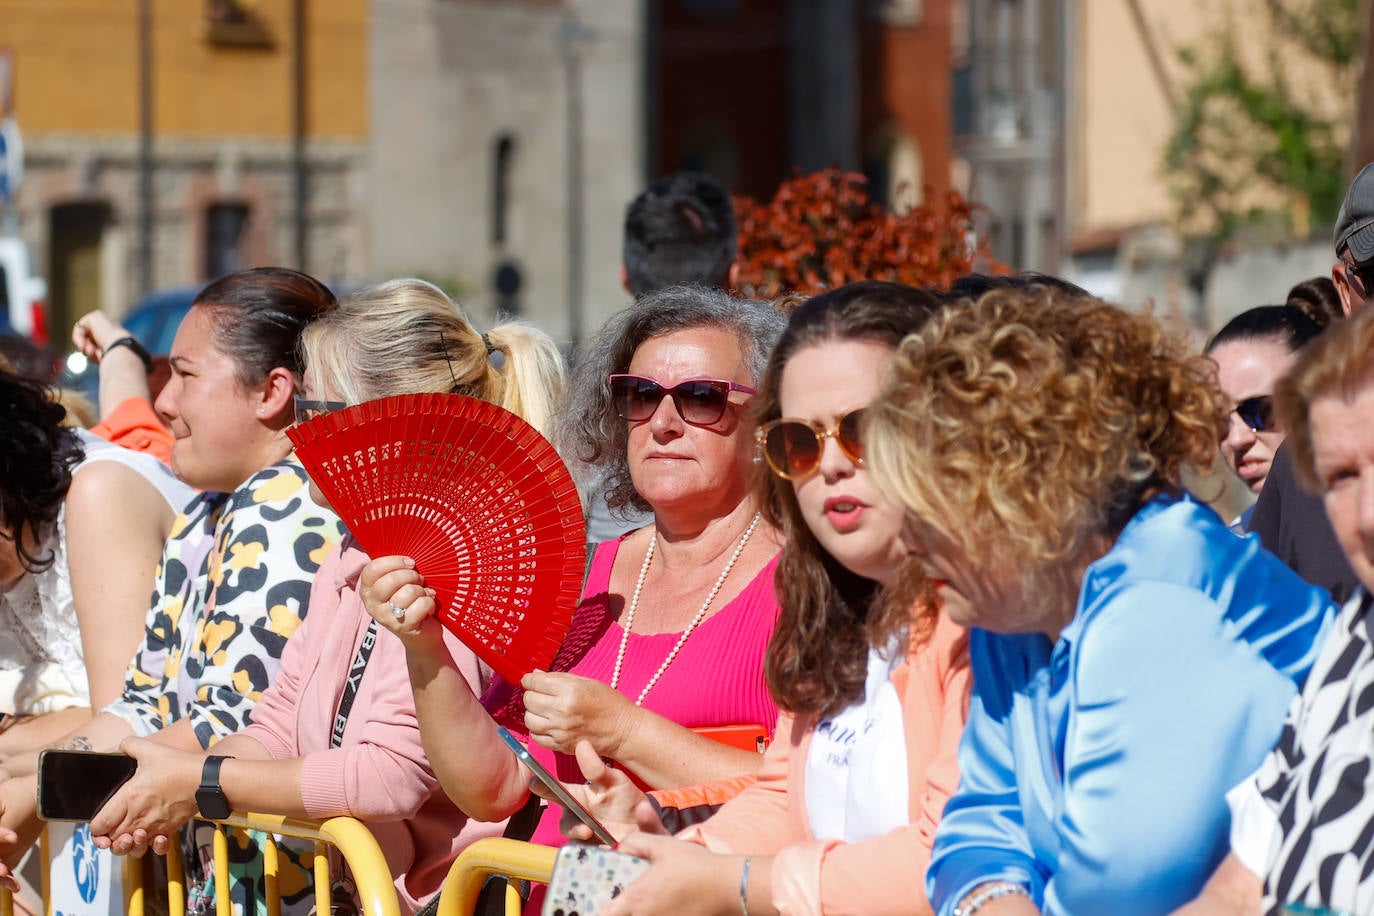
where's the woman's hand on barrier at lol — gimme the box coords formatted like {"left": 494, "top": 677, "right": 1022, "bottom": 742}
{"left": 359, "top": 556, "right": 443, "bottom": 643}
{"left": 88, "top": 738, "right": 200, "bottom": 856}
{"left": 545, "top": 740, "right": 646, "bottom": 844}
{"left": 0, "top": 791, "right": 23, "bottom": 891}
{"left": 0, "top": 775, "right": 42, "bottom": 873}
{"left": 605, "top": 805, "right": 764, "bottom": 916}
{"left": 521, "top": 671, "right": 637, "bottom": 758}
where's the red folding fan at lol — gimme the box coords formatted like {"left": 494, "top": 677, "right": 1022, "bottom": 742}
{"left": 287, "top": 393, "right": 586, "bottom": 683}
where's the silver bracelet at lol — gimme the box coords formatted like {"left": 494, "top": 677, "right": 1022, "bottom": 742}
{"left": 739, "top": 854, "right": 755, "bottom": 916}
{"left": 952, "top": 880, "right": 1031, "bottom": 916}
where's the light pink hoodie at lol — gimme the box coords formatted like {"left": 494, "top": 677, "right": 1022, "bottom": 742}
{"left": 239, "top": 540, "right": 505, "bottom": 914}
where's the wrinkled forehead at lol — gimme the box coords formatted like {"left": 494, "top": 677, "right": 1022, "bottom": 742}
{"left": 627, "top": 326, "right": 752, "bottom": 387}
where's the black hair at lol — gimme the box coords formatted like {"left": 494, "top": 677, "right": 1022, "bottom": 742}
{"left": 0, "top": 369, "right": 84, "bottom": 573}
{"left": 193, "top": 267, "right": 338, "bottom": 387}
{"left": 1284, "top": 276, "right": 1342, "bottom": 330}
{"left": 622, "top": 172, "right": 738, "bottom": 297}
{"left": 1205, "top": 305, "right": 1323, "bottom": 355}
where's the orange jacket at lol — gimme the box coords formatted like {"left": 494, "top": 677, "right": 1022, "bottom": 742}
{"left": 90, "top": 397, "right": 174, "bottom": 463}
{"left": 673, "top": 612, "right": 970, "bottom": 916}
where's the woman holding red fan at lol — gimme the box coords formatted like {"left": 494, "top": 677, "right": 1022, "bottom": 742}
{"left": 83, "top": 279, "right": 567, "bottom": 915}
{"left": 360, "top": 286, "right": 787, "bottom": 862}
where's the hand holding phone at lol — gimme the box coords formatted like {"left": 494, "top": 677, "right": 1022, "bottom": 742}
{"left": 542, "top": 844, "right": 650, "bottom": 916}
{"left": 37, "top": 750, "right": 138, "bottom": 822}
{"left": 496, "top": 726, "right": 618, "bottom": 847}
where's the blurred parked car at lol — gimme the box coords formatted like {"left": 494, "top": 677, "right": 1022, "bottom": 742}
{"left": 0, "top": 236, "right": 49, "bottom": 345}
{"left": 59, "top": 286, "right": 200, "bottom": 407}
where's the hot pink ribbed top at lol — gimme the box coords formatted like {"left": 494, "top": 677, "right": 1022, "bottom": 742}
{"left": 527, "top": 534, "right": 782, "bottom": 847}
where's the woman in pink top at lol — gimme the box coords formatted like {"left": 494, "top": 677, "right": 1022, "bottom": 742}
{"left": 85, "top": 279, "right": 568, "bottom": 914}
{"left": 568, "top": 282, "right": 972, "bottom": 916}
{"left": 359, "top": 287, "right": 788, "bottom": 874}
{"left": 510, "top": 523, "right": 781, "bottom": 849}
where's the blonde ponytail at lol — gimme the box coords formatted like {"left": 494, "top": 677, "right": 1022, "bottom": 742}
{"left": 302, "top": 280, "right": 565, "bottom": 437}
{"left": 484, "top": 322, "right": 566, "bottom": 440}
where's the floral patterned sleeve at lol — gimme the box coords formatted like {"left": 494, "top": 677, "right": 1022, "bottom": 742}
{"left": 104, "top": 460, "right": 345, "bottom": 748}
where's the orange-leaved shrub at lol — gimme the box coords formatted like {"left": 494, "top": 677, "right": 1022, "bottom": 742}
{"left": 733, "top": 168, "right": 995, "bottom": 298}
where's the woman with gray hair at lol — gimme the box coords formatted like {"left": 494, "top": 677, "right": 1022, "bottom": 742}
{"left": 360, "top": 284, "right": 787, "bottom": 860}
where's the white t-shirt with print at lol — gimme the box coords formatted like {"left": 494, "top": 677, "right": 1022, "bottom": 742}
{"left": 804, "top": 643, "right": 910, "bottom": 842}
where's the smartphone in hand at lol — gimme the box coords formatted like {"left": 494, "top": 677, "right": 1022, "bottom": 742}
{"left": 542, "top": 844, "right": 650, "bottom": 916}
{"left": 496, "top": 726, "right": 618, "bottom": 847}
{"left": 37, "top": 749, "right": 138, "bottom": 822}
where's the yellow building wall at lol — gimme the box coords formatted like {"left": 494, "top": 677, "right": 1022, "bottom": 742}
{"left": 3, "top": 0, "right": 367, "bottom": 138}
{"left": 1076, "top": 0, "right": 1202, "bottom": 234}
{"left": 1074, "top": 0, "right": 1347, "bottom": 238}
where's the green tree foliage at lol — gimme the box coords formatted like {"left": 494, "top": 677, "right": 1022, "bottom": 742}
{"left": 1164, "top": 0, "right": 1358, "bottom": 241}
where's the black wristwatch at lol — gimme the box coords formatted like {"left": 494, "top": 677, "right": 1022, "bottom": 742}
{"left": 195, "top": 755, "right": 232, "bottom": 821}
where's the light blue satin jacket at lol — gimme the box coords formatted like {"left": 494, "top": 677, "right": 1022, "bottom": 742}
{"left": 926, "top": 494, "right": 1336, "bottom": 916}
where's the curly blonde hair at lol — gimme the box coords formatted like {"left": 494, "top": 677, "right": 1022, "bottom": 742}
{"left": 866, "top": 285, "right": 1225, "bottom": 593}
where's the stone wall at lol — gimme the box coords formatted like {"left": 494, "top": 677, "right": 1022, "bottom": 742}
{"left": 369, "top": 0, "right": 644, "bottom": 346}
{"left": 12, "top": 133, "right": 368, "bottom": 328}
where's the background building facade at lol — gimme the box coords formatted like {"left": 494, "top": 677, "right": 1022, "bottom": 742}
{"left": 951, "top": 0, "right": 1345, "bottom": 327}
{"left": 2, "top": 0, "right": 369, "bottom": 336}
{"left": 370, "top": 0, "right": 956, "bottom": 345}
{"left": 3, "top": 0, "right": 963, "bottom": 347}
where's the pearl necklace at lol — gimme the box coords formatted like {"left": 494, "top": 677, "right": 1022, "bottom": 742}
{"left": 610, "top": 512, "right": 763, "bottom": 706}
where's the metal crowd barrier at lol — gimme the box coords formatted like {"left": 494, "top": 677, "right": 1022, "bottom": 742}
{"left": 0, "top": 813, "right": 400, "bottom": 916}
{"left": 434, "top": 839, "right": 557, "bottom": 916}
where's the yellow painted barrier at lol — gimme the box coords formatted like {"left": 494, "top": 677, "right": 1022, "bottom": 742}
{"left": 1, "top": 813, "right": 400, "bottom": 916}
{"left": 434, "top": 839, "right": 557, "bottom": 916}
{"left": 215, "top": 813, "right": 401, "bottom": 916}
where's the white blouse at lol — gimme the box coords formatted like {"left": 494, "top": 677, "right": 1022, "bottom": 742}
{"left": 0, "top": 431, "right": 191, "bottom": 715}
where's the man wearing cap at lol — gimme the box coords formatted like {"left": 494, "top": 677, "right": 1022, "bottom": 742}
{"left": 1332, "top": 161, "right": 1374, "bottom": 315}
{"left": 1246, "top": 163, "right": 1374, "bottom": 604}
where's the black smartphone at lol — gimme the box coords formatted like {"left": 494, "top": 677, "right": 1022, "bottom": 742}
{"left": 37, "top": 749, "right": 138, "bottom": 822}
{"left": 496, "top": 726, "right": 618, "bottom": 847}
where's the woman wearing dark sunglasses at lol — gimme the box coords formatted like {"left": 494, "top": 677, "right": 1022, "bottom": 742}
{"left": 560, "top": 282, "right": 970, "bottom": 916}
{"left": 356, "top": 285, "right": 787, "bottom": 910}
{"left": 1205, "top": 306, "right": 1322, "bottom": 509}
